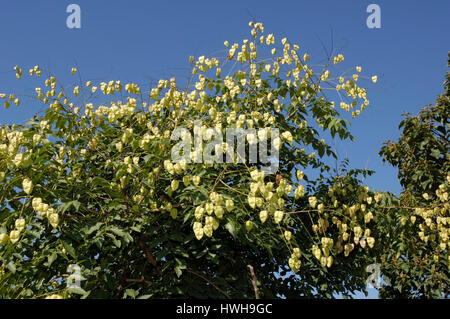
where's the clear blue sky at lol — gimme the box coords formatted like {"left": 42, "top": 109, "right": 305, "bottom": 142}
{"left": 1, "top": 0, "right": 449, "bottom": 298}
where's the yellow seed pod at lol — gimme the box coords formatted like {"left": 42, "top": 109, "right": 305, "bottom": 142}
{"left": 294, "top": 185, "right": 305, "bottom": 199}
{"left": 203, "top": 224, "right": 213, "bottom": 237}
{"left": 193, "top": 222, "right": 204, "bottom": 240}
{"left": 360, "top": 239, "right": 367, "bottom": 249}
{"left": 170, "top": 179, "right": 179, "bottom": 191}
{"left": 170, "top": 208, "right": 178, "bottom": 220}
{"left": 353, "top": 226, "right": 363, "bottom": 238}
{"left": 245, "top": 220, "right": 253, "bottom": 232}
{"left": 367, "top": 237, "right": 375, "bottom": 248}
{"left": 274, "top": 211, "right": 284, "bottom": 224}
{"left": 320, "top": 256, "right": 327, "bottom": 268}
{"left": 211, "top": 218, "right": 220, "bottom": 231}
{"left": 250, "top": 182, "right": 259, "bottom": 194}
{"left": 400, "top": 217, "right": 407, "bottom": 226}
{"left": 194, "top": 206, "right": 204, "bottom": 220}
{"left": 288, "top": 257, "right": 301, "bottom": 272}
{"left": 48, "top": 213, "right": 59, "bottom": 229}
{"left": 308, "top": 196, "right": 317, "bottom": 208}
{"left": 255, "top": 197, "right": 264, "bottom": 208}
{"left": 205, "top": 202, "right": 214, "bottom": 215}
{"left": 192, "top": 175, "right": 201, "bottom": 186}
{"left": 247, "top": 195, "right": 257, "bottom": 209}
{"left": 312, "top": 245, "right": 321, "bottom": 260}
{"left": 209, "top": 204, "right": 221, "bottom": 219}
{"left": 9, "top": 230, "right": 20, "bottom": 244}
{"left": 225, "top": 199, "right": 234, "bottom": 212}
{"left": 259, "top": 210, "right": 268, "bottom": 223}
{"left": 182, "top": 175, "right": 190, "bottom": 187}
{"left": 115, "top": 142, "right": 123, "bottom": 152}
{"left": 326, "top": 256, "right": 333, "bottom": 268}
{"left": 288, "top": 257, "right": 296, "bottom": 271}
{"left": 284, "top": 230, "right": 292, "bottom": 241}
{"left": 0, "top": 233, "right": 9, "bottom": 246}
{"left": 15, "top": 218, "right": 26, "bottom": 232}
{"left": 292, "top": 248, "right": 301, "bottom": 259}
{"left": 204, "top": 216, "right": 213, "bottom": 226}
{"left": 317, "top": 203, "right": 325, "bottom": 213}
{"left": 22, "top": 178, "right": 33, "bottom": 195}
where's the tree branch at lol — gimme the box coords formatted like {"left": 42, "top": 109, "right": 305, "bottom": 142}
{"left": 124, "top": 277, "right": 152, "bottom": 285}
{"left": 185, "top": 269, "right": 231, "bottom": 299}
{"left": 138, "top": 236, "right": 163, "bottom": 277}
{"left": 247, "top": 265, "right": 260, "bottom": 299}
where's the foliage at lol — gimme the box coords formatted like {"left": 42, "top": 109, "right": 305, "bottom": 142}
{"left": 1, "top": 22, "right": 446, "bottom": 300}
{"left": 376, "top": 52, "right": 450, "bottom": 298}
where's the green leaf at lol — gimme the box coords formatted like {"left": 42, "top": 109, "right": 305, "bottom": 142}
{"left": 113, "top": 238, "right": 121, "bottom": 248}
{"left": 68, "top": 286, "right": 87, "bottom": 295}
{"left": 174, "top": 266, "right": 183, "bottom": 278}
{"left": 6, "top": 262, "right": 16, "bottom": 274}
{"left": 61, "top": 240, "right": 77, "bottom": 259}
{"left": 72, "top": 200, "right": 81, "bottom": 212}
{"left": 47, "top": 252, "right": 57, "bottom": 267}
{"left": 430, "top": 148, "right": 441, "bottom": 159}
{"left": 81, "top": 290, "right": 91, "bottom": 299}
{"left": 91, "top": 176, "right": 110, "bottom": 188}
{"left": 125, "top": 289, "right": 139, "bottom": 299}
{"left": 225, "top": 221, "right": 236, "bottom": 238}
{"left": 109, "top": 227, "right": 127, "bottom": 238}
{"left": 85, "top": 222, "right": 102, "bottom": 236}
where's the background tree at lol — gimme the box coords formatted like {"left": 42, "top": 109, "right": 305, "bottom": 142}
{"left": 376, "top": 52, "right": 449, "bottom": 298}
{"left": 2, "top": 22, "right": 445, "bottom": 300}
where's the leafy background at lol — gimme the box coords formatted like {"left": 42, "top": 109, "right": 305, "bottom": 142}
{"left": 0, "top": 0, "right": 449, "bottom": 298}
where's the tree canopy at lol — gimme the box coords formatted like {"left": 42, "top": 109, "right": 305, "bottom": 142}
{"left": 0, "top": 22, "right": 448, "bottom": 299}
{"left": 376, "top": 53, "right": 450, "bottom": 298}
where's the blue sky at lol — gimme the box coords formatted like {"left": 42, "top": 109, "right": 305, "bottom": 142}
{"left": 1, "top": 0, "right": 449, "bottom": 298}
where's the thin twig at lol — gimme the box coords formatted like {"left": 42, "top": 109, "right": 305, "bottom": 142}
{"left": 124, "top": 277, "right": 152, "bottom": 285}
{"left": 247, "top": 265, "right": 260, "bottom": 299}
{"left": 185, "top": 269, "right": 231, "bottom": 299}
{"left": 138, "top": 236, "right": 163, "bottom": 277}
